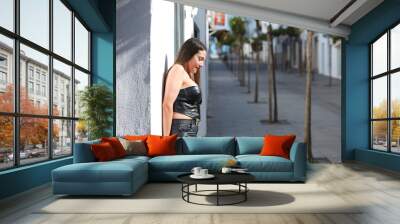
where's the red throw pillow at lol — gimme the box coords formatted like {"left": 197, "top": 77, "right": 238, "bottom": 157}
{"left": 259, "top": 134, "right": 296, "bottom": 159}
{"left": 101, "top": 137, "right": 127, "bottom": 158}
{"left": 91, "top": 142, "right": 117, "bottom": 161}
{"left": 146, "top": 134, "right": 177, "bottom": 157}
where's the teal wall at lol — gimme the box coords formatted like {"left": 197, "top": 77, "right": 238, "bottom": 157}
{"left": 0, "top": 0, "right": 115, "bottom": 200}
{"left": 92, "top": 32, "right": 114, "bottom": 135}
{"left": 0, "top": 158, "right": 72, "bottom": 199}
{"left": 344, "top": 0, "right": 400, "bottom": 171}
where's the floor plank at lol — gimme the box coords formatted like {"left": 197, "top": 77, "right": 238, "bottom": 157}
{"left": 1, "top": 162, "right": 400, "bottom": 224}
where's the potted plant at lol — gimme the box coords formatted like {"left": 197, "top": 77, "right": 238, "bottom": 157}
{"left": 79, "top": 84, "right": 113, "bottom": 140}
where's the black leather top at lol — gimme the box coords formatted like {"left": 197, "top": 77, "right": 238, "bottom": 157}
{"left": 173, "top": 86, "right": 202, "bottom": 119}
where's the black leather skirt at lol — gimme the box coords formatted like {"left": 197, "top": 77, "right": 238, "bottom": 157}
{"left": 170, "top": 119, "right": 199, "bottom": 137}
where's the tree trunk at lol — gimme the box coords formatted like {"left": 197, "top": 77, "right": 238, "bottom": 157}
{"left": 305, "top": 30, "right": 314, "bottom": 162}
{"left": 247, "top": 54, "right": 251, "bottom": 93}
{"left": 299, "top": 39, "right": 303, "bottom": 75}
{"left": 239, "top": 43, "right": 245, "bottom": 86}
{"left": 267, "top": 25, "right": 278, "bottom": 122}
{"left": 254, "top": 51, "right": 260, "bottom": 103}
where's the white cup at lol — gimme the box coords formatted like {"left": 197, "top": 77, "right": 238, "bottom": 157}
{"left": 191, "top": 167, "right": 202, "bottom": 176}
{"left": 221, "top": 167, "right": 232, "bottom": 174}
{"left": 200, "top": 169, "right": 208, "bottom": 176}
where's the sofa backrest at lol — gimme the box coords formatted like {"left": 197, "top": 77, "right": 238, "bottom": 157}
{"left": 73, "top": 139, "right": 100, "bottom": 163}
{"left": 178, "top": 137, "right": 236, "bottom": 155}
{"left": 235, "top": 137, "right": 263, "bottom": 155}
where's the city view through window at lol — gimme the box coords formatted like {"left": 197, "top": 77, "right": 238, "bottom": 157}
{"left": 371, "top": 23, "right": 400, "bottom": 153}
{"left": 0, "top": 0, "right": 90, "bottom": 170}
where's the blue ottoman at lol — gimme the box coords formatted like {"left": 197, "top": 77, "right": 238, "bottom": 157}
{"left": 52, "top": 157, "right": 148, "bottom": 196}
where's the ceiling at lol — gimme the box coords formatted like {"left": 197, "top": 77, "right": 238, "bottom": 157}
{"left": 167, "top": 0, "right": 384, "bottom": 38}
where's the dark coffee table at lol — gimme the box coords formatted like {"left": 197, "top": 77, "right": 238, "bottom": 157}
{"left": 177, "top": 172, "right": 255, "bottom": 206}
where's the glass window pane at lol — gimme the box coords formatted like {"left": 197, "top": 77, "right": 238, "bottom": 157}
{"left": 53, "top": 59, "right": 72, "bottom": 117}
{"left": 53, "top": 119, "right": 72, "bottom": 158}
{"left": 20, "top": 117, "right": 49, "bottom": 165}
{"left": 372, "top": 121, "right": 388, "bottom": 151}
{"left": 20, "top": 44, "right": 49, "bottom": 115}
{"left": 74, "top": 69, "right": 89, "bottom": 118}
{"left": 0, "top": 116, "right": 14, "bottom": 170}
{"left": 74, "top": 17, "right": 89, "bottom": 70}
{"left": 0, "top": 0, "right": 14, "bottom": 31}
{"left": 372, "top": 33, "right": 387, "bottom": 76}
{"left": 20, "top": 0, "right": 49, "bottom": 49}
{"left": 391, "top": 72, "right": 400, "bottom": 118}
{"left": 391, "top": 120, "right": 400, "bottom": 153}
{"left": 372, "top": 77, "right": 387, "bottom": 119}
{"left": 53, "top": 0, "right": 72, "bottom": 60}
{"left": 75, "top": 120, "right": 88, "bottom": 143}
{"left": 0, "top": 34, "right": 14, "bottom": 112}
{"left": 391, "top": 24, "right": 400, "bottom": 70}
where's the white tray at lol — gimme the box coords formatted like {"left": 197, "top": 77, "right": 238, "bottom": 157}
{"left": 190, "top": 174, "right": 215, "bottom": 179}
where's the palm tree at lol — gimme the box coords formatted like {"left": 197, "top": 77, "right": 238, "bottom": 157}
{"left": 286, "top": 27, "right": 302, "bottom": 73}
{"left": 229, "top": 17, "right": 247, "bottom": 86}
{"left": 304, "top": 30, "right": 314, "bottom": 162}
{"left": 219, "top": 31, "right": 235, "bottom": 71}
{"left": 266, "top": 24, "right": 278, "bottom": 122}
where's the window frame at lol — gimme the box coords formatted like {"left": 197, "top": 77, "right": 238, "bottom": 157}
{"left": 0, "top": 0, "right": 92, "bottom": 171}
{"left": 369, "top": 20, "right": 400, "bottom": 154}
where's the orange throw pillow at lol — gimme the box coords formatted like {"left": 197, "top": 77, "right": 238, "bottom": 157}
{"left": 91, "top": 142, "right": 117, "bottom": 161}
{"left": 124, "top": 135, "right": 148, "bottom": 141}
{"left": 259, "top": 134, "right": 296, "bottom": 159}
{"left": 101, "top": 137, "right": 127, "bottom": 158}
{"left": 146, "top": 134, "right": 177, "bottom": 157}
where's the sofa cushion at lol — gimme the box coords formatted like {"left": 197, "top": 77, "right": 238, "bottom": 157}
{"left": 235, "top": 137, "right": 263, "bottom": 155}
{"left": 179, "top": 137, "right": 235, "bottom": 155}
{"left": 52, "top": 159, "right": 147, "bottom": 183}
{"left": 236, "top": 155, "right": 293, "bottom": 172}
{"left": 91, "top": 142, "right": 118, "bottom": 161}
{"left": 148, "top": 154, "right": 235, "bottom": 172}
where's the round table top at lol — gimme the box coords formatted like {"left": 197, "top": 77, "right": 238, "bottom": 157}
{"left": 177, "top": 172, "right": 255, "bottom": 185}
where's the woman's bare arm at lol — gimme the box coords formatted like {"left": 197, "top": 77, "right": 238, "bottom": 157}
{"left": 163, "top": 65, "right": 184, "bottom": 136}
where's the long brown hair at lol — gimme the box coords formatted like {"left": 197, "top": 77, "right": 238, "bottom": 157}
{"left": 162, "top": 38, "right": 207, "bottom": 98}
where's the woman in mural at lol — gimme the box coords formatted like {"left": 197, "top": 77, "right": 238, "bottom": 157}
{"left": 162, "top": 38, "right": 207, "bottom": 137}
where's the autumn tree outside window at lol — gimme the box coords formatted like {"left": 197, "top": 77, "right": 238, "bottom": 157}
{"left": 370, "top": 23, "right": 400, "bottom": 154}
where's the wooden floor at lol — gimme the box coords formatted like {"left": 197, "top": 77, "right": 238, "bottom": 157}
{"left": 1, "top": 162, "right": 400, "bottom": 224}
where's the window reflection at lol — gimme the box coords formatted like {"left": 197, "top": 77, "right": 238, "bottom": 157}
{"left": 372, "top": 121, "right": 388, "bottom": 151}
{"left": 0, "top": 0, "right": 14, "bottom": 31}
{"left": 74, "top": 18, "right": 89, "bottom": 70}
{"left": 53, "top": 119, "right": 72, "bottom": 157}
{"left": 53, "top": 0, "right": 72, "bottom": 60}
{"left": 20, "top": 0, "right": 49, "bottom": 49}
{"left": 20, "top": 44, "right": 49, "bottom": 115}
{"left": 372, "top": 34, "right": 387, "bottom": 76}
{"left": 20, "top": 117, "right": 49, "bottom": 165}
{"left": 391, "top": 24, "right": 400, "bottom": 70}
{"left": 0, "top": 34, "right": 14, "bottom": 113}
{"left": 372, "top": 77, "right": 387, "bottom": 119}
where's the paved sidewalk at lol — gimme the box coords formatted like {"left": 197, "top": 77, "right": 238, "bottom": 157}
{"left": 206, "top": 59, "right": 341, "bottom": 163}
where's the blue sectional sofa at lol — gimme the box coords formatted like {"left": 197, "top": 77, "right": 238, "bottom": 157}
{"left": 52, "top": 137, "right": 307, "bottom": 196}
